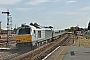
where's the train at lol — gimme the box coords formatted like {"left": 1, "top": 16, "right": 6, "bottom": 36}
{"left": 16, "top": 24, "right": 65, "bottom": 48}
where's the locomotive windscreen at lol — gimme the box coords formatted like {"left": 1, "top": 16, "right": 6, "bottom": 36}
{"left": 18, "top": 28, "right": 31, "bottom": 35}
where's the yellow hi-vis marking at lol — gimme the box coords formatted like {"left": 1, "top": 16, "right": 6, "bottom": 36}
{"left": 16, "top": 35, "right": 32, "bottom": 42}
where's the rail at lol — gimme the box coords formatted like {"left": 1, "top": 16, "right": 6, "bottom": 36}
{"left": 13, "top": 34, "right": 71, "bottom": 60}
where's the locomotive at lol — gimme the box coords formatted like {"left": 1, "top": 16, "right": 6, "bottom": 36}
{"left": 16, "top": 24, "right": 65, "bottom": 47}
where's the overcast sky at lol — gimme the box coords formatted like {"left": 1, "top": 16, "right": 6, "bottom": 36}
{"left": 0, "top": 0, "right": 90, "bottom": 29}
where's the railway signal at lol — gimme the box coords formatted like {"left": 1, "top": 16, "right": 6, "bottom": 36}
{"left": 2, "top": 9, "right": 11, "bottom": 47}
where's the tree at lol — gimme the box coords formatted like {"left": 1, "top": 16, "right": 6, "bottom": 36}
{"left": 30, "top": 22, "right": 39, "bottom": 27}
{"left": 13, "top": 27, "right": 20, "bottom": 32}
{"left": 88, "top": 21, "right": 90, "bottom": 30}
{"left": 33, "top": 23, "right": 39, "bottom": 27}
{"left": 30, "top": 22, "right": 34, "bottom": 26}
{"left": 49, "top": 26, "right": 53, "bottom": 28}
{"left": 70, "top": 27, "right": 74, "bottom": 32}
{"left": 65, "top": 28, "right": 71, "bottom": 32}
{"left": 13, "top": 28, "right": 17, "bottom": 31}
{"left": 79, "top": 28, "right": 84, "bottom": 31}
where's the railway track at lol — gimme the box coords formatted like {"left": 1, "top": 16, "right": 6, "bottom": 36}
{"left": 0, "top": 46, "right": 33, "bottom": 60}
{"left": 0, "top": 33, "right": 74, "bottom": 60}
{"left": 59, "top": 34, "right": 74, "bottom": 46}
{"left": 13, "top": 34, "right": 74, "bottom": 60}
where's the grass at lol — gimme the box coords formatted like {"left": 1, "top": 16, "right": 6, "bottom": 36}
{"left": 74, "top": 36, "right": 90, "bottom": 47}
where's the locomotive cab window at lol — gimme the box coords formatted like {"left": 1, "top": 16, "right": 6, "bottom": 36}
{"left": 38, "top": 31, "right": 41, "bottom": 38}
{"left": 18, "top": 28, "right": 30, "bottom": 35}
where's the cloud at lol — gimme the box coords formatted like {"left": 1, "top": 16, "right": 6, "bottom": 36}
{"left": 26, "top": 0, "right": 61, "bottom": 5}
{"left": 66, "top": 0, "right": 77, "bottom": 4}
{"left": 57, "top": 12, "right": 65, "bottom": 14}
{"left": 51, "top": 0, "right": 61, "bottom": 2}
{"left": 15, "top": 8, "right": 32, "bottom": 11}
{"left": 57, "top": 12, "right": 88, "bottom": 16}
{"left": 66, "top": 12, "right": 78, "bottom": 14}
{"left": 26, "top": 0, "right": 49, "bottom": 5}
{"left": 79, "top": 7, "right": 90, "bottom": 10}
{"left": 57, "top": 12, "right": 78, "bottom": 14}
{"left": 0, "top": 0, "right": 22, "bottom": 5}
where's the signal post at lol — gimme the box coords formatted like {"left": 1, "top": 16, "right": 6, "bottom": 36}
{"left": 2, "top": 9, "right": 10, "bottom": 47}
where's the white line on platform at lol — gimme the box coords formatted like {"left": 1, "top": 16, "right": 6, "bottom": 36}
{"left": 0, "top": 48, "right": 11, "bottom": 50}
{"left": 42, "top": 46, "right": 61, "bottom": 60}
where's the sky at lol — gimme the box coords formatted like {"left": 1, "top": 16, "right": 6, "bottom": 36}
{"left": 0, "top": 0, "right": 90, "bottom": 29}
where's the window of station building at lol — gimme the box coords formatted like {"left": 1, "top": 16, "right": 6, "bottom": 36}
{"left": 38, "top": 31, "right": 41, "bottom": 38}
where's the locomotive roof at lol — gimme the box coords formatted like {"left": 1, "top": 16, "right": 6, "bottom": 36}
{"left": 20, "top": 25, "right": 51, "bottom": 30}
{"left": 20, "top": 24, "right": 64, "bottom": 31}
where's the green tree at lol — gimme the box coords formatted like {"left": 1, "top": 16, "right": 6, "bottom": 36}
{"left": 33, "top": 23, "right": 39, "bottom": 27}
{"left": 13, "top": 27, "right": 20, "bottom": 32}
{"left": 30, "top": 22, "right": 39, "bottom": 27}
{"left": 79, "top": 28, "right": 83, "bottom": 31}
{"left": 49, "top": 26, "right": 53, "bottom": 28}
{"left": 30, "top": 22, "right": 34, "bottom": 26}
{"left": 13, "top": 28, "right": 17, "bottom": 32}
{"left": 70, "top": 27, "right": 74, "bottom": 32}
{"left": 65, "top": 28, "right": 71, "bottom": 32}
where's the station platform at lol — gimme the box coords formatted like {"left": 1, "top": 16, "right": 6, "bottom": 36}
{"left": 63, "top": 46, "right": 90, "bottom": 60}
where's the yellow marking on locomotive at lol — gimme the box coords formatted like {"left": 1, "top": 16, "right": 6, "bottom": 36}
{"left": 16, "top": 35, "right": 32, "bottom": 43}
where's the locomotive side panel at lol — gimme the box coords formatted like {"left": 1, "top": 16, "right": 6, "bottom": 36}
{"left": 45, "top": 30, "right": 52, "bottom": 39}
{"left": 53, "top": 29, "right": 61, "bottom": 37}
{"left": 32, "top": 29, "right": 45, "bottom": 42}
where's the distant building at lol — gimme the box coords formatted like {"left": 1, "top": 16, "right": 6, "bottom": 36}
{"left": 0, "top": 28, "right": 15, "bottom": 34}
